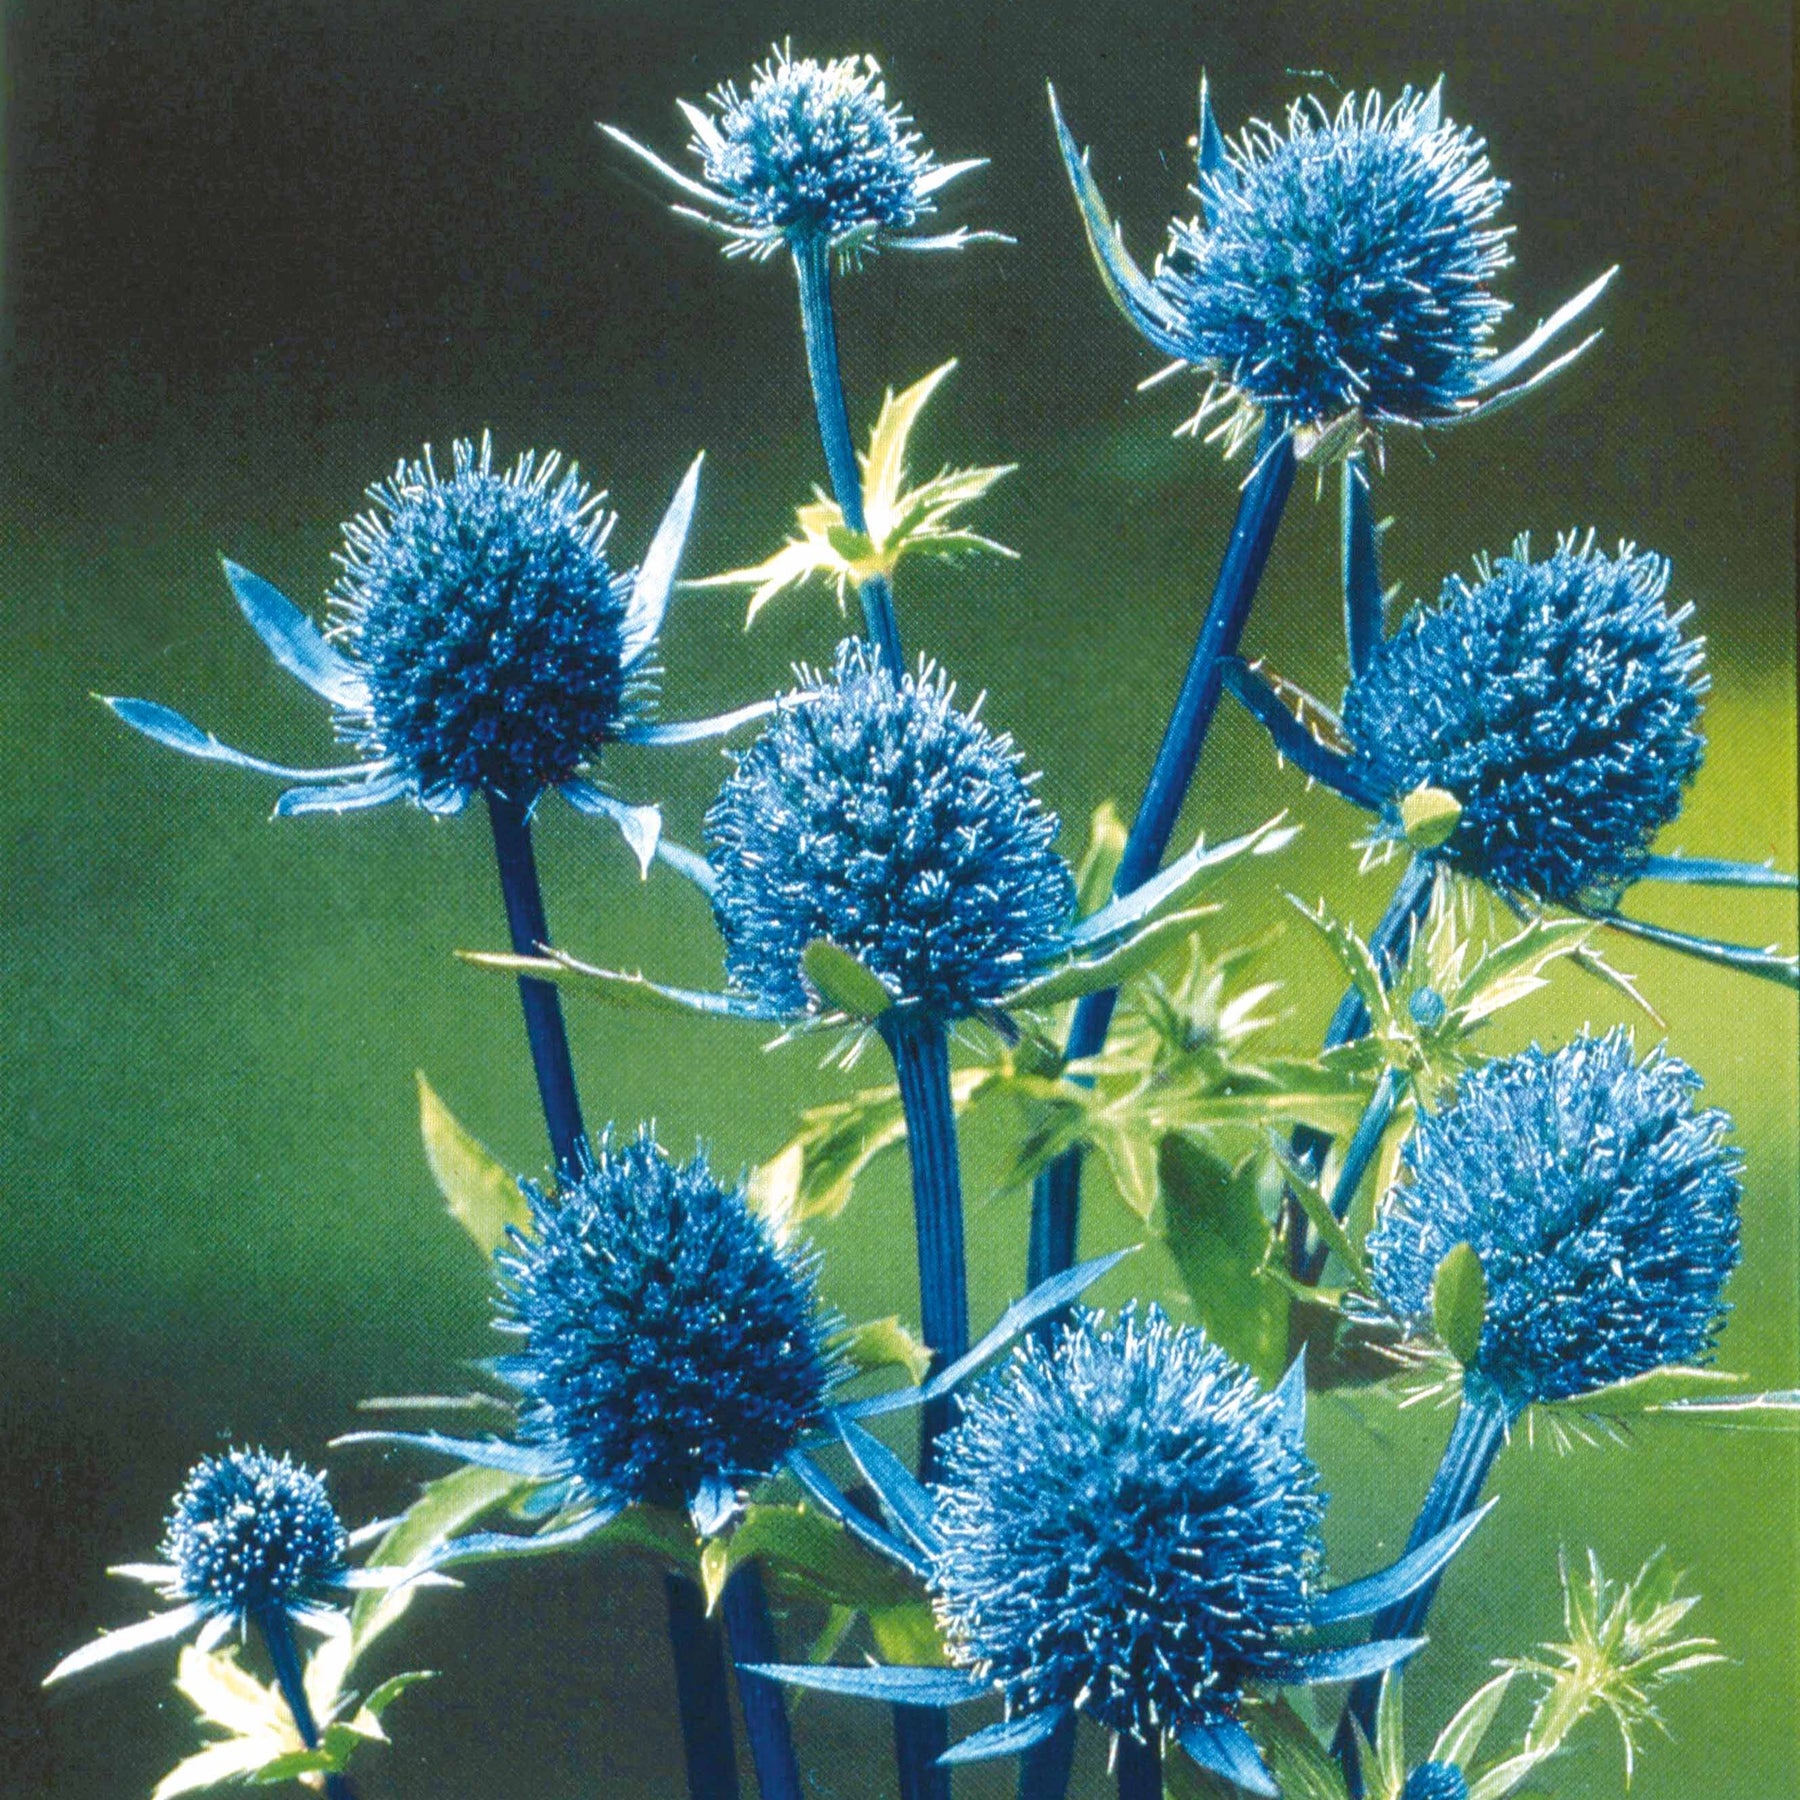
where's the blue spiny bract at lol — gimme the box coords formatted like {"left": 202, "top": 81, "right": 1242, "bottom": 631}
{"left": 931, "top": 1306, "right": 1323, "bottom": 1742}
{"left": 1342, "top": 537, "right": 1706, "bottom": 906}
{"left": 498, "top": 1132, "right": 835, "bottom": 1516}
{"left": 1403, "top": 1764, "right": 1471, "bottom": 1800}
{"left": 1366, "top": 1030, "right": 1742, "bottom": 1413}
{"left": 705, "top": 638, "right": 1075, "bottom": 1021}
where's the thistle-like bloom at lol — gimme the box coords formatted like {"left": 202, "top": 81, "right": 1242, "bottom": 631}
{"left": 707, "top": 638, "right": 1074, "bottom": 1020}
{"left": 1367, "top": 1030, "right": 1741, "bottom": 1415}
{"left": 104, "top": 437, "right": 771, "bottom": 869}
{"left": 748, "top": 1307, "right": 1490, "bottom": 1791}
{"left": 345, "top": 1132, "right": 837, "bottom": 1546}
{"left": 499, "top": 1133, "right": 836, "bottom": 1530}
{"left": 1341, "top": 537, "right": 1705, "bottom": 907}
{"left": 1052, "top": 79, "right": 1613, "bottom": 457}
{"left": 46, "top": 1450, "right": 393, "bottom": 1685}
{"left": 690, "top": 360, "right": 1016, "bottom": 626}
{"left": 1402, "top": 1765, "right": 1469, "bottom": 1800}
{"left": 603, "top": 45, "right": 998, "bottom": 261}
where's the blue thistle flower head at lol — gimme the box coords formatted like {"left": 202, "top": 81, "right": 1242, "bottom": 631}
{"left": 930, "top": 1306, "right": 1325, "bottom": 1741}
{"left": 1159, "top": 87, "right": 1508, "bottom": 445}
{"left": 332, "top": 433, "right": 640, "bottom": 806}
{"left": 496, "top": 1131, "right": 835, "bottom": 1517}
{"left": 1051, "top": 81, "right": 1613, "bottom": 460}
{"left": 1341, "top": 535, "right": 1706, "bottom": 906}
{"left": 705, "top": 638, "right": 1076, "bottom": 1021}
{"left": 161, "top": 1448, "right": 348, "bottom": 1619}
{"left": 605, "top": 45, "right": 997, "bottom": 263}
{"left": 1403, "top": 1764, "right": 1470, "bottom": 1800}
{"left": 1367, "top": 1030, "right": 1742, "bottom": 1414}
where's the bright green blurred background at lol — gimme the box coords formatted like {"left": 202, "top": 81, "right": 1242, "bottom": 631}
{"left": 3, "top": 2, "right": 1794, "bottom": 1796}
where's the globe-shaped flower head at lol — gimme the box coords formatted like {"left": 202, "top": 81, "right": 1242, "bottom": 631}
{"left": 706, "top": 638, "right": 1076, "bottom": 1021}
{"left": 330, "top": 434, "right": 640, "bottom": 805}
{"left": 1341, "top": 536, "right": 1706, "bottom": 907}
{"left": 605, "top": 45, "right": 996, "bottom": 262}
{"left": 1052, "top": 80, "right": 1613, "bottom": 457}
{"left": 162, "top": 1449, "right": 349, "bottom": 1620}
{"left": 932, "top": 1306, "right": 1325, "bottom": 1742}
{"left": 1367, "top": 1030, "right": 1741, "bottom": 1414}
{"left": 1403, "top": 1765, "right": 1471, "bottom": 1800}
{"left": 497, "top": 1131, "right": 836, "bottom": 1526}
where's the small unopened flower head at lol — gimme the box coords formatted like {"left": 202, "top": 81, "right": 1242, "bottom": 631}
{"left": 1341, "top": 537, "right": 1706, "bottom": 906}
{"left": 332, "top": 434, "right": 640, "bottom": 805}
{"left": 162, "top": 1450, "right": 348, "bottom": 1618}
{"left": 931, "top": 1306, "right": 1324, "bottom": 1740}
{"left": 705, "top": 638, "right": 1075, "bottom": 1020}
{"left": 1403, "top": 1765, "right": 1470, "bottom": 1800}
{"left": 1158, "top": 87, "right": 1509, "bottom": 442}
{"left": 1367, "top": 1031, "right": 1741, "bottom": 1413}
{"left": 607, "top": 47, "right": 994, "bottom": 263}
{"left": 498, "top": 1132, "right": 834, "bottom": 1513}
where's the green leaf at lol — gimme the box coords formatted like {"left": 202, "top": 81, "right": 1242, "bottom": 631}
{"left": 1075, "top": 801, "right": 1128, "bottom": 918}
{"left": 362, "top": 1670, "right": 436, "bottom": 1717}
{"left": 1536, "top": 1364, "right": 1747, "bottom": 1422}
{"left": 722, "top": 1503, "right": 920, "bottom": 1611}
{"left": 750, "top": 1085, "right": 908, "bottom": 1225}
{"left": 825, "top": 522, "right": 877, "bottom": 565}
{"left": 1432, "top": 1670, "right": 1516, "bottom": 1770}
{"left": 868, "top": 1600, "right": 948, "bottom": 1667}
{"left": 250, "top": 1748, "right": 341, "bottom": 1783}
{"left": 1400, "top": 783, "right": 1462, "bottom": 849}
{"left": 1433, "top": 1243, "right": 1487, "bottom": 1368}
{"left": 1001, "top": 905, "right": 1220, "bottom": 1009}
{"left": 801, "top": 939, "right": 896, "bottom": 1020}
{"left": 1290, "top": 895, "right": 1400, "bottom": 1040}
{"left": 1449, "top": 915, "right": 1592, "bottom": 1030}
{"left": 417, "top": 1072, "right": 530, "bottom": 1259}
{"left": 830, "top": 1315, "right": 933, "bottom": 1385}
{"left": 350, "top": 1464, "right": 537, "bottom": 1658}
{"left": 1159, "top": 1137, "right": 1288, "bottom": 1385}
{"left": 1251, "top": 1698, "right": 1353, "bottom": 1800}
{"left": 1269, "top": 1137, "right": 1367, "bottom": 1286}
{"left": 459, "top": 950, "right": 775, "bottom": 1022}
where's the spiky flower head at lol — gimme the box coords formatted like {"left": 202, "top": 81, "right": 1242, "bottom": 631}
{"left": 606, "top": 46, "right": 995, "bottom": 263}
{"left": 1342, "top": 536, "right": 1706, "bottom": 907}
{"left": 1051, "top": 81, "right": 1611, "bottom": 461}
{"left": 332, "top": 433, "right": 640, "bottom": 806}
{"left": 930, "top": 1306, "right": 1324, "bottom": 1741}
{"left": 1367, "top": 1031, "right": 1741, "bottom": 1413}
{"left": 705, "top": 638, "right": 1075, "bottom": 1020}
{"left": 1402, "top": 1765, "right": 1470, "bottom": 1800}
{"left": 1158, "top": 86, "right": 1508, "bottom": 450}
{"left": 497, "top": 1132, "right": 835, "bottom": 1517}
{"left": 162, "top": 1450, "right": 348, "bottom": 1618}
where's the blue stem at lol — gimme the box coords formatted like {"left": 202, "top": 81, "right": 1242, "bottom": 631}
{"left": 1220, "top": 659, "right": 1386, "bottom": 807}
{"left": 1341, "top": 453, "right": 1383, "bottom": 678}
{"left": 665, "top": 1571, "right": 743, "bottom": 1800}
{"left": 792, "top": 233, "right": 904, "bottom": 671}
{"left": 880, "top": 1010, "right": 968, "bottom": 1800}
{"left": 1027, "top": 427, "right": 1299, "bottom": 1288}
{"left": 1016, "top": 1710, "right": 1077, "bottom": 1800}
{"left": 1297, "top": 1064, "right": 1410, "bottom": 1285}
{"left": 255, "top": 1607, "right": 357, "bottom": 1800}
{"left": 1116, "top": 1733, "right": 1161, "bottom": 1800}
{"left": 719, "top": 1565, "right": 803, "bottom": 1800}
{"left": 1333, "top": 1387, "right": 1512, "bottom": 1790}
{"left": 486, "top": 792, "right": 589, "bottom": 1179}
{"left": 1286, "top": 855, "right": 1436, "bottom": 1277}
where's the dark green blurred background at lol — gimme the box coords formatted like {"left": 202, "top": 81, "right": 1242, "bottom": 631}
{"left": 3, "top": 2, "right": 1794, "bottom": 1796}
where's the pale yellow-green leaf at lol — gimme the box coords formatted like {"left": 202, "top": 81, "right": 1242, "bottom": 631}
{"left": 699, "top": 1538, "right": 731, "bottom": 1614}
{"left": 801, "top": 939, "right": 895, "bottom": 1020}
{"left": 830, "top": 1315, "right": 933, "bottom": 1384}
{"left": 417, "top": 1072, "right": 530, "bottom": 1259}
{"left": 1433, "top": 1243, "right": 1487, "bottom": 1368}
{"left": 868, "top": 1601, "right": 948, "bottom": 1667}
{"left": 1400, "top": 783, "right": 1463, "bottom": 849}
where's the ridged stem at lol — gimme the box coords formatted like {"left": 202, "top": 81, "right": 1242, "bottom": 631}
{"left": 1027, "top": 428, "right": 1299, "bottom": 1289}
{"left": 719, "top": 1565, "right": 803, "bottom": 1800}
{"left": 1115, "top": 1733, "right": 1161, "bottom": 1800}
{"left": 1017, "top": 1711, "right": 1078, "bottom": 1800}
{"left": 1334, "top": 1387, "right": 1512, "bottom": 1789}
{"left": 255, "top": 1606, "right": 357, "bottom": 1800}
{"left": 665, "top": 1571, "right": 743, "bottom": 1800}
{"left": 880, "top": 1009, "right": 969, "bottom": 1800}
{"left": 792, "top": 234, "right": 904, "bottom": 671}
{"left": 486, "top": 791, "right": 589, "bottom": 1179}
{"left": 1285, "top": 853, "right": 1435, "bottom": 1276}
